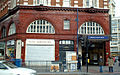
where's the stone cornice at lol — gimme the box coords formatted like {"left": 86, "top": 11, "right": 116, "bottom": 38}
{"left": 19, "top": 5, "right": 109, "bottom": 13}
{"left": 0, "top": 5, "right": 109, "bottom": 22}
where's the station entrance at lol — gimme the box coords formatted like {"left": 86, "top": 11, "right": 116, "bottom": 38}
{"left": 82, "top": 41, "right": 106, "bottom": 65}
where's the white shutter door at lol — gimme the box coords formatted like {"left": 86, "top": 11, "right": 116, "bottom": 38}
{"left": 25, "top": 45, "right": 55, "bottom": 61}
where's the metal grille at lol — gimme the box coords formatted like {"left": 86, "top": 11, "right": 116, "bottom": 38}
{"left": 79, "top": 21, "right": 104, "bottom": 35}
{"left": 26, "top": 20, "right": 55, "bottom": 34}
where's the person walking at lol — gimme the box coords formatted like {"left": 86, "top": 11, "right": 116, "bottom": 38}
{"left": 118, "top": 57, "right": 120, "bottom": 66}
{"left": 99, "top": 56, "right": 103, "bottom": 72}
{"left": 78, "top": 55, "right": 82, "bottom": 71}
{"left": 108, "top": 56, "right": 114, "bottom": 72}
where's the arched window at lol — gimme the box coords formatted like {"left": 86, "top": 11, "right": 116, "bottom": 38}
{"left": 78, "top": 22, "right": 104, "bottom": 35}
{"left": 1, "top": 26, "right": 6, "bottom": 38}
{"left": 26, "top": 20, "right": 55, "bottom": 34}
{"left": 8, "top": 23, "right": 16, "bottom": 36}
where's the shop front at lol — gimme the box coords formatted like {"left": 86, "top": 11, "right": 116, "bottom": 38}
{"left": 0, "top": 42, "right": 5, "bottom": 59}
{"left": 6, "top": 40, "right": 15, "bottom": 58}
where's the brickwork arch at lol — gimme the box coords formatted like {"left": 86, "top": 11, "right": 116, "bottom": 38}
{"left": 7, "top": 20, "right": 16, "bottom": 36}
{"left": 78, "top": 15, "right": 110, "bottom": 35}
{"left": 23, "top": 16, "right": 56, "bottom": 34}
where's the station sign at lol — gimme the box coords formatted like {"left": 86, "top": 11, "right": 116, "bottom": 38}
{"left": 88, "top": 36, "right": 109, "bottom": 40}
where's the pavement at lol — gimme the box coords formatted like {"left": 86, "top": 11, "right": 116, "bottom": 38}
{"left": 37, "top": 61, "right": 120, "bottom": 75}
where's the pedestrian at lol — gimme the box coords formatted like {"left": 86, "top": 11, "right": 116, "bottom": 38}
{"left": 118, "top": 57, "right": 120, "bottom": 66}
{"left": 78, "top": 55, "right": 82, "bottom": 71}
{"left": 113, "top": 57, "right": 115, "bottom": 64}
{"left": 99, "top": 56, "right": 103, "bottom": 72}
{"left": 108, "top": 56, "right": 114, "bottom": 72}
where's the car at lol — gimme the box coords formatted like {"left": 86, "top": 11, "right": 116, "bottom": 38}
{"left": 0, "top": 60, "right": 36, "bottom": 75}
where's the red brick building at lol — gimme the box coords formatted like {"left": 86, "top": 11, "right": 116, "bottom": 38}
{"left": 0, "top": 6, "right": 110, "bottom": 65}
{"left": 0, "top": 0, "right": 111, "bottom": 66}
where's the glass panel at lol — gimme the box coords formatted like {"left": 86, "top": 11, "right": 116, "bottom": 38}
{"left": 31, "top": 25, "right": 33, "bottom": 32}
{"left": 37, "top": 26, "right": 39, "bottom": 32}
{"left": 43, "top": 26, "right": 45, "bottom": 33}
{"left": 34, "top": 25, "right": 36, "bottom": 32}
{"left": 87, "top": 22, "right": 89, "bottom": 26}
{"left": 86, "top": 0, "right": 89, "bottom": 6}
{"left": 64, "top": 20, "right": 70, "bottom": 29}
{"left": 37, "top": 20, "right": 39, "bottom": 24}
{"left": 49, "top": 26, "right": 51, "bottom": 33}
{"left": 40, "top": 20, "right": 42, "bottom": 24}
{"left": 52, "top": 27, "right": 55, "bottom": 33}
{"left": 43, "top": 20, "right": 45, "bottom": 24}
{"left": 40, "top": 26, "right": 42, "bottom": 32}
{"left": 46, "top": 26, "right": 48, "bottom": 33}
{"left": 88, "top": 27, "right": 89, "bottom": 34}
{"left": 1, "top": 27, "right": 6, "bottom": 38}
{"left": 8, "top": 23, "right": 16, "bottom": 35}
{"left": 28, "top": 27, "right": 30, "bottom": 32}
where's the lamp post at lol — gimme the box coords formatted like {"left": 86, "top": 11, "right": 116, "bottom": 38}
{"left": 77, "top": 8, "right": 78, "bottom": 54}
{"left": 76, "top": 8, "right": 81, "bottom": 70}
{"left": 86, "top": 36, "right": 88, "bottom": 72}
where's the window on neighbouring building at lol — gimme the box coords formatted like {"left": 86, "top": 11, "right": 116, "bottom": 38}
{"left": 8, "top": 23, "right": 16, "bottom": 36}
{"left": 84, "top": 0, "right": 99, "bottom": 8}
{"left": 64, "top": 20, "right": 70, "bottom": 30}
{"left": 63, "top": 0, "right": 71, "bottom": 7}
{"left": 35, "top": 0, "right": 50, "bottom": 6}
{"left": 1, "top": 26, "right": 6, "bottom": 38}
{"left": 79, "top": 21, "right": 104, "bottom": 35}
{"left": 26, "top": 20, "right": 55, "bottom": 34}
{"left": 56, "top": 0, "right": 60, "bottom": 2}
{"left": 56, "top": 0, "right": 60, "bottom": 6}
{"left": 24, "top": 2, "right": 28, "bottom": 5}
{"left": 86, "top": 0, "right": 89, "bottom": 6}
{"left": 104, "top": 6, "right": 108, "bottom": 9}
{"left": 92, "top": 0, "right": 97, "bottom": 7}
{"left": 9, "top": 0, "right": 17, "bottom": 9}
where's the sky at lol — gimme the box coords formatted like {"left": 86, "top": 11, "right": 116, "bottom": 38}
{"left": 115, "top": 0, "right": 120, "bottom": 17}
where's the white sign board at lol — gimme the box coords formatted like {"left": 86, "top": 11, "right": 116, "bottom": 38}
{"left": 66, "top": 51, "right": 76, "bottom": 61}
{"left": 26, "top": 39, "right": 55, "bottom": 45}
{"left": 16, "top": 40, "right": 22, "bottom": 59}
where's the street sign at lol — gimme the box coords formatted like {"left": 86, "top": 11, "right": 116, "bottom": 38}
{"left": 88, "top": 36, "right": 109, "bottom": 40}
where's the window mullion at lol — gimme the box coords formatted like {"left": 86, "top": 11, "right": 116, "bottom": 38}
{"left": 95, "top": 22, "right": 96, "bottom": 34}
{"left": 48, "top": 23, "right": 49, "bottom": 33}
{"left": 42, "top": 20, "right": 43, "bottom": 33}
{"left": 45, "top": 21, "right": 46, "bottom": 33}
{"left": 36, "top": 21, "right": 37, "bottom": 33}
{"left": 86, "top": 22, "right": 87, "bottom": 34}
{"left": 39, "top": 22, "right": 40, "bottom": 33}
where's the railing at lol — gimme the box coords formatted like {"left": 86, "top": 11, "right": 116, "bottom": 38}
{"left": 22, "top": 61, "right": 60, "bottom": 72}
{"left": 22, "top": 60, "right": 78, "bottom": 72}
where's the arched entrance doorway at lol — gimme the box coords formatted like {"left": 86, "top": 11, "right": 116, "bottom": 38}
{"left": 78, "top": 21, "right": 109, "bottom": 65}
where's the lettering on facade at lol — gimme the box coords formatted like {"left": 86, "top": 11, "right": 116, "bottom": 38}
{"left": 26, "top": 39, "right": 54, "bottom": 45}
